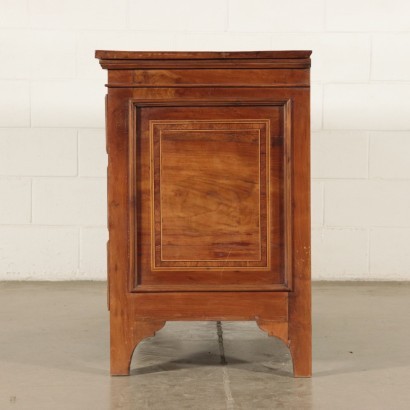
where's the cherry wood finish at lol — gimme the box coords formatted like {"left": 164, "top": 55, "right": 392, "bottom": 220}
{"left": 96, "top": 50, "right": 312, "bottom": 377}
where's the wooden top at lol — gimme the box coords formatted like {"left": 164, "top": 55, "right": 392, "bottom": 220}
{"left": 95, "top": 50, "right": 312, "bottom": 70}
{"left": 95, "top": 50, "right": 311, "bottom": 60}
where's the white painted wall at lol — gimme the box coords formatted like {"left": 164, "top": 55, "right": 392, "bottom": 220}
{"left": 0, "top": 0, "right": 409, "bottom": 280}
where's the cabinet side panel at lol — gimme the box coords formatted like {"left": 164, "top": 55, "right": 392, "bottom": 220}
{"left": 106, "top": 88, "right": 134, "bottom": 337}
{"left": 288, "top": 90, "right": 312, "bottom": 376}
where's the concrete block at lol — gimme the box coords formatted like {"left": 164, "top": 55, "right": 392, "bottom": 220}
{"left": 31, "top": 80, "right": 105, "bottom": 128}
{"left": 0, "top": 178, "right": 31, "bottom": 223}
{"left": 0, "top": 30, "right": 30, "bottom": 78}
{"left": 175, "top": 32, "right": 271, "bottom": 51}
{"left": 372, "top": 34, "right": 410, "bottom": 81}
{"left": 0, "top": 0, "right": 28, "bottom": 27}
{"left": 0, "top": 128, "right": 77, "bottom": 176}
{"left": 370, "top": 228, "right": 410, "bottom": 279}
{"left": 0, "top": 81, "right": 30, "bottom": 126}
{"left": 326, "top": 0, "right": 410, "bottom": 31}
{"left": 312, "top": 180, "right": 324, "bottom": 227}
{"left": 0, "top": 226, "right": 79, "bottom": 279}
{"left": 229, "top": 0, "right": 325, "bottom": 32}
{"left": 312, "top": 228, "right": 369, "bottom": 279}
{"left": 32, "top": 178, "right": 107, "bottom": 226}
{"left": 79, "top": 227, "right": 108, "bottom": 279}
{"left": 312, "top": 131, "right": 368, "bottom": 179}
{"left": 30, "top": 30, "right": 76, "bottom": 78}
{"left": 324, "top": 84, "right": 410, "bottom": 130}
{"left": 325, "top": 180, "right": 410, "bottom": 227}
{"left": 29, "top": 0, "right": 127, "bottom": 29}
{"left": 78, "top": 129, "right": 107, "bottom": 177}
{"left": 312, "top": 84, "right": 323, "bottom": 131}
{"left": 129, "top": 0, "right": 227, "bottom": 31}
{"left": 369, "top": 132, "right": 410, "bottom": 179}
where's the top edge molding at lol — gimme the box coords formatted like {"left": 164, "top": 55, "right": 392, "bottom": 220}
{"left": 95, "top": 50, "right": 311, "bottom": 70}
{"left": 95, "top": 50, "right": 312, "bottom": 60}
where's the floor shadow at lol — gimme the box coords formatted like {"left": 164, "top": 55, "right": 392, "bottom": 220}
{"left": 131, "top": 352, "right": 251, "bottom": 376}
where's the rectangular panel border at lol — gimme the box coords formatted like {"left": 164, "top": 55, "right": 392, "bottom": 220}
{"left": 151, "top": 120, "right": 269, "bottom": 268}
{"left": 128, "top": 99, "right": 292, "bottom": 292}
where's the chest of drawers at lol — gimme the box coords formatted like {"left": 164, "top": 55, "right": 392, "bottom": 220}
{"left": 96, "top": 50, "right": 312, "bottom": 377}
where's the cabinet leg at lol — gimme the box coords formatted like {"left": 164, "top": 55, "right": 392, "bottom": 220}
{"left": 257, "top": 318, "right": 311, "bottom": 377}
{"left": 288, "top": 300, "right": 312, "bottom": 377}
{"left": 110, "top": 318, "right": 166, "bottom": 376}
{"left": 288, "top": 336, "right": 311, "bottom": 378}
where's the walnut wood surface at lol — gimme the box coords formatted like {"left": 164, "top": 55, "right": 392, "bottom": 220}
{"left": 95, "top": 50, "right": 312, "bottom": 60}
{"left": 107, "top": 68, "right": 309, "bottom": 88}
{"left": 129, "top": 103, "right": 290, "bottom": 291}
{"left": 96, "top": 50, "right": 311, "bottom": 71}
{"left": 97, "top": 50, "right": 311, "bottom": 377}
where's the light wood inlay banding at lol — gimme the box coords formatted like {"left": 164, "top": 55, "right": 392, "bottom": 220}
{"left": 150, "top": 120, "right": 271, "bottom": 270}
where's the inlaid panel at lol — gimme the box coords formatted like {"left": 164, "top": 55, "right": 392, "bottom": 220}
{"left": 152, "top": 120, "right": 269, "bottom": 269}
{"left": 129, "top": 102, "right": 291, "bottom": 291}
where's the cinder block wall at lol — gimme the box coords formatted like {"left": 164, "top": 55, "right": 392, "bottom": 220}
{"left": 1, "top": 0, "right": 409, "bottom": 280}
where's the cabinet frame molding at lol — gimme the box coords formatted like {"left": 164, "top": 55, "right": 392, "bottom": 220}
{"left": 128, "top": 99, "right": 293, "bottom": 293}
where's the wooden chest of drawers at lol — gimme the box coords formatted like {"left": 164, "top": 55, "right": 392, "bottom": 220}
{"left": 96, "top": 50, "right": 312, "bottom": 377}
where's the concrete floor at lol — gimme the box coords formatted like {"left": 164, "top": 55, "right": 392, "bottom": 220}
{"left": 0, "top": 283, "right": 409, "bottom": 410}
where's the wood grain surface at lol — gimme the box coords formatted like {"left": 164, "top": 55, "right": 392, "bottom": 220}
{"left": 97, "top": 50, "right": 311, "bottom": 377}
